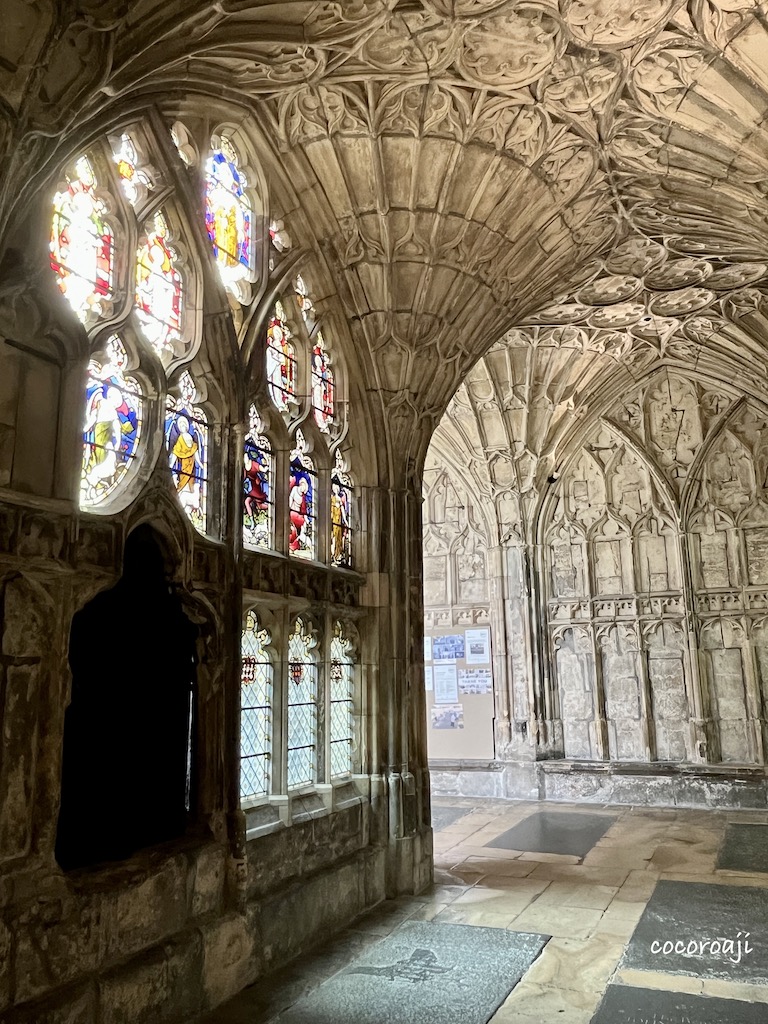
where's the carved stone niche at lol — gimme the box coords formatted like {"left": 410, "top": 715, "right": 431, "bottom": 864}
{"left": 16, "top": 509, "right": 69, "bottom": 562}
{"left": 688, "top": 508, "right": 739, "bottom": 592}
{"left": 552, "top": 625, "right": 596, "bottom": 760}
{"left": 193, "top": 543, "right": 220, "bottom": 586}
{"left": 0, "top": 501, "right": 17, "bottom": 552}
{"left": 454, "top": 528, "right": 488, "bottom": 604}
{"left": 597, "top": 623, "right": 645, "bottom": 761}
{"left": 423, "top": 551, "right": 448, "bottom": 607}
{"left": 643, "top": 620, "right": 691, "bottom": 762}
{"left": 548, "top": 521, "right": 588, "bottom": 601}
{"left": 329, "top": 576, "right": 359, "bottom": 607}
{"left": 288, "top": 564, "right": 327, "bottom": 603}
{"left": 76, "top": 520, "right": 117, "bottom": 570}
{"left": 699, "top": 618, "right": 753, "bottom": 764}
{"left": 591, "top": 516, "right": 633, "bottom": 597}
{"left": 751, "top": 618, "right": 768, "bottom": 755}
{"left": 743, "top": 503, "right": 768, "bottom": 589}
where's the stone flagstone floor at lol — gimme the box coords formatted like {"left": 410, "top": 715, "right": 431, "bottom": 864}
{"left": 200, "top": 798, "right": 768, "bottom": 1024}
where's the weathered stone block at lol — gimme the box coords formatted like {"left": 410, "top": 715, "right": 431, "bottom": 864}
{"left": 0, "top": 664, "right": 39, "bottom": 862}
{"left": 14, "top": 891, "right": 103, "bottom": 1004}
{"left": 201, "top": 913, "right": 254, "bottom": 1009}
{"left": 0, "top": 918, "right": 12, "bottom": 1011}
{"left": 1, "top": 983, "right": 96, "bottom": 1024}
{"left": 190, "top": 843, "right": 227, "bottom": 918}
{"left": 259, "top": 859, "right": 363, "bottom": 970}
{"left": 98, "top": 932, "right": 202, "bottom": 1024}
{"left": 2, "top": 577, "right": 51, "bottom": 658}
{"left": 109, "top": 855, "right": 189, "bottom": 961}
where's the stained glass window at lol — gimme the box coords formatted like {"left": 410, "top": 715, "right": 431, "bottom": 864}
{"left": 205, "top": 136, "right": 252, "bottom": 290}
{"left": 243, "top": 405, "right": 272, "bottom": 550}
{"left": 331, "top": 450, "right": 353, "bottom": 568}
{"left": 266, "top": 301, "right": 296, "bottom": 410}
{"left": 289, "top": 430, "right": 316, "bottom": 560}
{"left": 330, "top": 623, "right": 354, "bottom": 779}
{"left": 112, "top": 133, "right": 153, "bottom": 206}
{"left": 287, "top": 618, "right": 317, "bottom": 789}
{"left": 311, "top": 332, "right": 335, "bottom": 432}
{"left": 135, "top": 210, "right": 183, "bottom": 357}
{"left": 81, "top": 336, "right": 142, "bottom": 507}
{"left": 50, "top": 155, "right": 114, "bottom": 323}
{"left": 165, "top": 372, "right": 208, "bottom": 534}
{"left": 241, "top": 611, "right": 273, "bottom": 801}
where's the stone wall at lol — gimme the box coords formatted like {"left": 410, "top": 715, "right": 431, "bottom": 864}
{"left": 543, "top": 372, "right": 768, "bottom": 769}
{"left": 426, "top": 345, "right": 768, "bottom": 808}
{"left": 0, "top": 485, "right": 429, "bottom": 1023}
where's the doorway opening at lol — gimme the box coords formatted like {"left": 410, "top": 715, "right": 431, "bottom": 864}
{"left": 56, "top": 525, "right": 197, "bottom": 871}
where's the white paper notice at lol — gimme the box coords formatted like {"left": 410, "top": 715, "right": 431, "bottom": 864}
{"left": 465, "top": 627, "right": 491, "bottom": 665}
{"left": 424, "top": 635, "right": 432, "bottom": 662}
{"left": 433, "top": 663, "right": 459, "bottom": 704}
{"left": 424, "top": 666, "right": 434, "bottom": 691}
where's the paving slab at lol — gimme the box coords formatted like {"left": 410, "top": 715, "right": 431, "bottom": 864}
{"left": 717, "top": 824, "right": 768, "bottom": 874}
{"left": 486, "top": 811, "right": 616, "bottom": 858}
{"left": 591, "top": 984, "right": 768, "bottom": 1023}
{"left": 621, "top": 880, "right": 768, "bottom": 985}
{"left": 273, "top": 921, "right": 548, "bottom": 1024}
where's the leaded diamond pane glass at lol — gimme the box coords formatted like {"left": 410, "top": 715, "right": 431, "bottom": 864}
{"left": 287, "top": 622, "right": 317, "bottom": 788}
{"left": 330, "top": 629, "right": 354, "bottom": 779}
{"left": 240, "top": 613, "right": 272, "bottom": 801}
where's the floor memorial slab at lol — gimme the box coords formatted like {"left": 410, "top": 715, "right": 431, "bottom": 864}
{"left": 590, "top": 984, "right": 767, "bottom": 1023}
{"left": 621, "top": 880, "right": 768, "bottom": 985}
{"left": 717, "top": 824, "right": 768, "bottom": 874}
{"left": 485, "top": 811, "right": 616, "bottom": 858}
{"left": 272, "top": 921, "right": 548, "bottom": 1024}
{"left": 431, "top": 805, "right": 471, "bottom": 832}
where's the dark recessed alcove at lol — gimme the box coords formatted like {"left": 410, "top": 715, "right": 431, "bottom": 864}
{"left": 56, "top": 525, "right": 197, "bottom": 871}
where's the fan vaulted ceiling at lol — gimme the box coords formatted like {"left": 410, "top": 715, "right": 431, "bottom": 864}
{"left": 2, "top": 0, "right": 768, "bottom": 467}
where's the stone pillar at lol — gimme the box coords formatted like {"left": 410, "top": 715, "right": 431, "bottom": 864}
{"left": 361, "top": 479, "right": 432, "bottom": 898}
{"left": 490, "top": 541, "right": 535, "bottom": 756}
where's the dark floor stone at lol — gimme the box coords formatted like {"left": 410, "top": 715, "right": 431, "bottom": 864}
{"left": 591, "top": 984, "right": 767, "bottom": 1023}
{"left": 272, "top": 921, "right": 548, "bottom": 1024}
{"left": 431, "top": 805, "right": 470, "bottom": 832}
{"left": 717, "top": 824, "right": 768, "bottom": 873}
{"left": 484, "top": 810, "right": 615, "bottom": 857}
{"left": 621, "top": 880, "right": 768, "bottom": 985}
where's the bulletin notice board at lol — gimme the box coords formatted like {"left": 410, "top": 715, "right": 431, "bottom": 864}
{"left": 424, "top": 626, "right": 495, "bottom": 760}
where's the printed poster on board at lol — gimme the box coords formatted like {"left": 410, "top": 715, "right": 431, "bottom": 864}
{"left": 458, "top": 668, "right": 492, "bottom": 695}
{"left": 433, "top": 634, "right": 465, "bottom": 661}
{"left": 464, "top": 627, "right": 490, "bottom": 665}
{"left": 433, "top": 663, "right": 459, "bottom": 704}
{"left": 431, "top": 704, "right": 464, "bottom": 729}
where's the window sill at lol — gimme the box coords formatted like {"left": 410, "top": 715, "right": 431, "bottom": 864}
{"left": 244, "top": 777, "right": 365, "bottom": 840}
